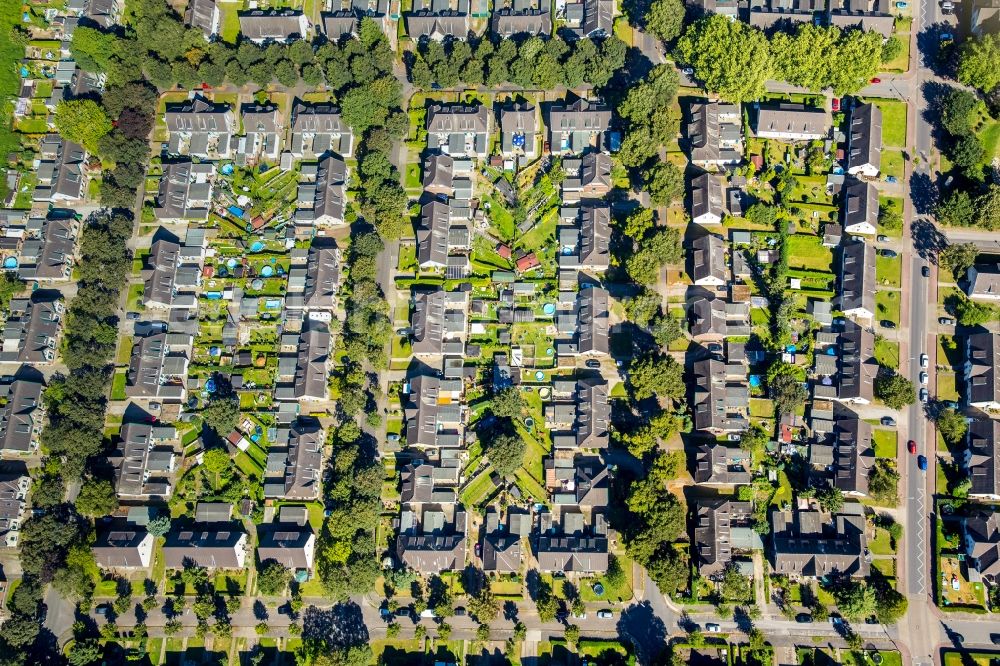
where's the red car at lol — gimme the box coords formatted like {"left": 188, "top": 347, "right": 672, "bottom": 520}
{"left": 908, "top": 440, "right": 917, "bottom": 454}
{"left": 870, "top": 77, "right": 881, "bottom": 83}
{"left": 831, "top": 98, "right": 840, "bottom": 112}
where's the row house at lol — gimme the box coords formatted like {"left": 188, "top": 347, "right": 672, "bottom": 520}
{"left": 154, "top": 161, "right": 214, "bottom": 222}
{"left": 690, "top": 233, "right": 727, "bottom": 287}
{"left": 295, "top": 153, "right": 348, "bottom": 227}
{"left": 693, "top": 443, "right": 752, "bottom": 485}
{"left": 109, "top": 423, "right": 177, "bottom": 500}
{"left": 563, "top": 0, "right": 614, "bottom": 38}
{"left": 258, "top": 506, "right": 317, "bottom": 579}
{"left": 407, "top": 0, "right": 476, "bottom": 40}
{"left": 285, "top": 239, "right": 341, "bottom": 312}
{"left": 18, "top": 216, "right": 77, "bottom": 282}
{"left": 554, "top": 285, "right": 610, "bottom": 358}
{"left": 771, "top": 500, "right": 870, "bottom": 579}
{"left": 966, "top": 333, "right": 1000, "bottom": 411}
{"left": 0, "top": 464, "right": 31, "bottom": 548}
{"left": 423, "top": 154, "right": 475, "bottom": 199}
{"left": 263, "top": 418, "right": 324, "bottom": 501}
{"left": 691, "top": 353, "right": 750, "bottom": 435}
{"left": 492, "top": 0, "right": 551, "bottom": 36}
{"left": 34, "top": 137, "right": 88, "bottom": 203}
{"left": 162, "top": 503, "right": 250, "bottom": 569}
{"left": 547, "top": 377, "right": 611, "bottom": 450}
{"left": 275, "top": 319, "right": 331, "bottom": 402}
{"left": 426, "top": 103, "right": 491, "bottom": 158}
{"left": 237, "top": 103, "right": 284, "bottom": 165}
{"left": 688, "top": 296, "right": 751, "bottom": 342}
{"left": 690, "top": 171, "right": 727, "bottom": 225}
{"left": 692, "top": 498, "right": 759, "bottom": 578}
{"left": 482, "top": 507, "right": 531, "bottom": 572}
{"left": 416, "top": 200, "right": 472, "bottom": 270}
{"left": 0, "top": 375, "right": 45, "bottom": 455}
{"left": 561, "top": 153, "right": 612, "bottom": 203}
{"left": 322, "top": 0, "right": 393, "bottom": 41}
{"left": 754, "top": 103, "right": 831, "bottom": 142}
{"left": 125, "top": 330, "right": 192, "bottom": 402}
{"left": 164, "top": 96, "right": 236, "bottom": 160}
{"left": 0, "top": 295, "right": 64, "bottom": 365}
{"left": 238, "top": 9, "right": 310, "bottom": 43}
{"left": 404, "top": 374, "right": 464, "bottom": 449}
{"left": 411, "top": 288, "right": 469, "bottom": 356}
{"left": 812, "top": 321, "right": 876, "bottom": 405}
{"left": 966, "top": 418, "right": 1000, "bottom": 501}
{"left": 831, "top": 407, "right": 875, "bottom": 497}
{"left": 842, "top": 179, "right": 879, "bottom": 235}
{"left": 548, "top": 99, "right": 612, "bottom": 155}
{"left": 143, "top": 236, "right": 202, "bottom": 309}
{"left": 289, "top": 102, "right": 354, "bottom": 159}
{"left": 846, "top": 102, "right": 882, "bottom": 179}
{"left": 499, "top": 102, "right": 539, "bottom": 159}
{"left": 687, "top": 101, "right": 743, "bottom": 169}
{"left": 536, "top": 455, "right": 610, "bottom": 573}
{"left": 838, "top": 238, "right": 876, "bottom": 321}
{"left": 556, "top": 203, "right": 611, "bottom": 273}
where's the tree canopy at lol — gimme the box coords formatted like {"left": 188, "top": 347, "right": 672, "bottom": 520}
{"left": 957, "top": 32, "right": 1000, "bottom": 94}
{"left": 677, "top": 15, "right": 771, "bottom": 103}
{"left": 874, "top": 372, "right": 916, "bottom": 409}
{"left": 484, "top": 432, "right": 527, "bottom": 479}
{"left": 55, "top": 99, "right": 112, "bottom": 153}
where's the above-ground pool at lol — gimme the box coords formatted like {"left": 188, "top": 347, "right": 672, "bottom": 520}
{"left": 249, "top": 241, "right": 265, "bottom": 252}
{"left": 251, "top": 279, "right": 264, "bottom": 290}
{"left": 535, "top": 370, "right": 544, "bottom": 381}
{"left": 226, "top": 258, "right": 237, "bottom": 269}
{"left": 749, "top": 375, "right": 761, "bottom": 388}
{"left": 542, "top": 303, "right": 556, "bottom": 315}
{"left": 220, "top": 163, "right": 235, "bottom": 176}
{"left": 3, "top": 257, "right": 17, "bottom": 269}
{"left": 260, "top": 265, "right": 274, "bottom": 277}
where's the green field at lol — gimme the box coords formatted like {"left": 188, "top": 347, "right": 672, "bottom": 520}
{"left": 876, "top": 254, "right": 901, "bottom": 288}
{"left": 873, "top": 429, "right": 897, "bottom": 459}
{"left": 876, "top": 291, "right": 901, "bottom": 326}
{"left": 875, "top": 337, "right": 899, "bottom": 369}
{"left": 870, "top": 98, "right": 908, "bottom": 148}
{"left": 786, "top": 234, "right": 834, "bottom": 271}
{"left": 882, "top": 149, "right": 905, "bottom": 180}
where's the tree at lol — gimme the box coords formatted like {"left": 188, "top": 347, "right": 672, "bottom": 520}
{"left": 940, "top": 88, "right": 980, "bottom": 137}
{"left": 436, "top": 622, "right": 452, "bottom": 640}
{"left": 202, "top": 397, "right": 239, "bottom": 437}
{"left": 768, "top": 363, "right": 807, "bottom": 416}
{"left": 643, "top": 161, "right": 684, "bottom": 206}
{"left": 957, "top": 33, "right": 1000, "bottom": 94}
{"left": 565, "top": 624, "right": 580, "bottom": 646}
{"left": 468, "top": 588, "right": 499, "bottom": 622}
{"left": 745, "top": 203, "right": 778, "bottom": 228}
{"left": 490, "top": 386, "right": 524, "bottom": 418}
{"left": 75, "top": 478, "right": 119, "bottom": 518}
{"left": 652, "top": 312, "right": 685, "bottom": 346}
{"left": 646, "top": 0, "right": 685, "bottom": 42}
{"left": 257, "top": 560, "right": 292, "bottom": 596}
{"left": 676, "top": 15, "right": 771, "bottom": 103}
{"left": 937, "top": 408, "right": 968, "bottom": 447}
{"left": 835, "top": 581, "right": 876, "bottom": 620}
{"left": 68, "top": 638, "right": 103, "bottom": 666}
{"left": 147, "top": 515, "right": 171, "bottom": 537}
{"left": 869, "top": 460, "right": 901, "bottom": 505}
{"left": 874, "top": 372, "right": 916, "bottom": 409}
{"left": 484, "top": 432, "right": 526, "bottom": 479}
{"left": 940, "top": 243, "right": 979, "bottom": 280}
{"left": 606, "top": 554, "right": 626, "bottom": 591}
{"left": 55, "top": 99, "right": 112, "bottom": 153}
{"left": 952, "top": 134, "right": 986, "bottom": 178}
{"left": 628, "top": 354, "right": 685, "bottom": 401}
{"left": 881, "top": 35, "right": 903, "bottom": 63}
{"left": 536, "top": 591, "right": 558, "bottom": 623}
{"left": 978, "top": 184, "right": 1000, "bottom": 231}
{"left": 937, "top": 190, "right": 977, "bottom": 227}
{"left": 875, "top": 585, "right": 908, "bottom": 623}
{"left": 878, "top": 201, "right": 903, "bottom": 232}
{"left": 815, "top": 485, "right": 844, "bottom": 513}
{"left": 623, "top": 208, "right": 656, "bottom": 239}
{"left": 955, "top": 295, "right": 997, "bottom": 325}
{"left": 721, "top": 563, "right": 752, "bottom": 602}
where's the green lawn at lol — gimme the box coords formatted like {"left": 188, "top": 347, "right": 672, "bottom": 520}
{"left": 875, "top": 337, "right": 899, "bottom": 369}
{"left": 882, "top": 149, "right": 905, "bottom": 180}
{"left": 882, "top": 30, "right": 911, "bottom": 73}
{"left": 459, "top": 467, "right": 496, "bottom": 508}
{"left": 786, "top": 234, "right": 834, "bottom": 271}
{"left": 873, "top": 430, "right": 897, "bottom": 459}
{"left": 937, "top": 334, "right": 962, "bottom": 368}
{"left": 871, "top": 99, "right": 908, "bottom": 148}
{"left": 977, "top": 116, "right": 1000, "bottom": 163}
{"left": 876, "top": 291, "right": 901, "bottom": 326}
{"left": 219, "top": 2, "right": 243, "bottom": 43}
{"left": 876, "top": 255, "right": 901, "bottom": 288}
{"left": 937, "top": 371, "right": 959, "bottom": 402}
{"left": 111, "top": 368, "right": 128, "bottom": 400}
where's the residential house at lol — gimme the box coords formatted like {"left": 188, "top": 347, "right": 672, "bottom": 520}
{"left": 238, "top": 9, "right": 309, "bottom": 43}
{"left": 422, "top": 154, "right": 475, "bottom": 198}
{"left": 687, "top": 0, "right": 739, "bottom": 18}
{"left": 397, "top": 502, "right": 468, "bottom": 573}
{"left": 416, "top": 201, "right": 471, "bottom": 269}
{"left": 691, "top": 356, "right": 749, "bottom": 435}
{"left": 561, "top": 153, "right": 612, "bottom": 203}
{"left": 411, "top": 288, "right": 468, "bottom": 356}
{"left": 239, "top": 103, "right": 283, "bottom": 164}
{"left": 838, "top": 238, "right": 876, "bottom": 320}
{"left": 971, "top": 0, "right": 1000, "bottom": 37}
{"left": 841, "top": 179, "right": 879, "bottom": 235}
{"left": 264, "top": 419, "right": 323, "bottom": 500}
{"left": 83, "top": 0, "right": 123, "bottom": 27}
{"left": 828, "top": 0, "right": 895, "bottom": 38}
{"left": 563, "top": 0, "right": 614, "bottom": 38}
{"left": 296, "top": 153, "right": 347, "bottom": 226}
{"left": 693, "top": 443, "right": 752, "bottom": 485}
{"left": 966, "top": 419, "right": 1000, "bottom": 501}
{"left": 125, "top": 331, "right": 192, "bottom": 402}
{"left": 688, "top": 296, "right": 751, "bottom": 341}
{"left": 964, "top": 509, "right": 1000, "bottom": 583}
{"left": 0, "top": 465, "right": 29, "bottom": 547}
{"left": 400, "top": 458, "right": 462, "bottom": 505}
{"left": 289, "top": 103, "right": 354, "bottom": 158}
{"left": 548, "top": 99, "right": 612, "bottom": 155}
{"left": 747, "top": 0, "right": 824, "bottom": 30}
{"left": 186, "top": 0, "right": 220, "bottom": 39}
{"left": 499, "top": 103, "right": 539, "bottom": 158}
{"left": 92, "top": 524, "right": 155, "bottom": 569}
{"left": 406, "top": 0, "right": 471, "bottom": 40}
{"left": 830, "top": 321, "right": 877, "bottom": 405}
{"left": 692, "top": 498, "right": 758, "bottom": 577}
{"left": 143, "top": 237, "right": 201, "bottom": 309}
{"left": 164, "top": 97, "right": 235, "bottom": 159}
{"left": 966, "top": 333, "right": 1000, "bottom": 411}
{"left": 846, "top": 103, "right": 882, "bottom": 178}
{"left": 405, "top": 374, "right": 464, "bottom": 448}
{"left": 482, "top": 508, "right": 531, "bottom": 572}
{"left": 287, "top": 239, "right": 340, "bottom": 311}
{"left": 966, "top": 265, "right": 1000, "bottom": 302}
{"left": 572, "top": 285, "right": 610, "bottom": 356}
{"left": 691, "top": 171, "right": 726, "bottom": 225}
{"left": 754, "top": 104, "right": 830, "bottom": 142}
{"left": 548, "top": 377, "right": 611, "bottom": 450}
{"left": 275, "top": 320, "right": 331, "bottom": 401}
{"left": 322, "top": 0, "right": 392, "bottom": 40}
{"left": 0, "top": 296, "right": 63, "bottom": 364}
{"left": 110, "top": 422, "right": 176, "bottom": 499}
{"left": 17, "top": 217, "right": 77, "bottom": 281}
{"left": 537, "top": 455, "right": 610, "bottom": 573}
{"left": 426, "top": 104, "right": 490, "bottom": 158}
{"left": 492, "top": 0, "right": 550, "bottom": 35}
{"left": 690, "top": 233, "right": 727, "bottom": 287}
{"left": 0, "top": 377, "right": 44, "bottom": 455}
{"left": 556, "top": 203, "right": 610, "bottom": 272}
{"left": 154, "top": 161, "right": 214, "bottom": 222}
{"left": 687, "top": 102, "right": 743, "bottom": 168}
{"left": 831, "top": 407, "right": 874, "bottom": 496}
{"left": 33, "top": 139, "right": 87, "bottom": 203}
{"left": 770, "top": 502, "right": 870, "bottom": 578}
{"left": 163, "top": 512, "right": 249, "bottom": 569}
{"left": 257, "top": 508, "right": 317, "bottom": 576}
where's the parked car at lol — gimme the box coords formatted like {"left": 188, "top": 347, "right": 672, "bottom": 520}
{"left": 831, "top": 98, "right": 841, "bottom": 112}
{"left": 908, "top": 440, "right": 917, "bottom": 454}
{"left": 895, "top": 1, "right": 908, "bottom": 7}
{"left": 939, "top": 317, "right": 956, "bottom": 326}
{"left": 454, "top": 607, "right": 466, "bottom": 617}
{"left": 885, "top": 175, "right": 898, "bottom": 184}
{"left": 727, "top": 433, "right": 742, "bottom": 441}
{"left": 597, "top": 610, "right": 614, "bottom": 619}
{"left": 474, "top": 543, "right": 482, "bottom": 558}
{"left": 920, "top": 388, "right": 929, "bottom": 402}
{"left": 585, "top": 359, "right": 601, "bottom": 369}
{"left": 877, "top": 235, "right": 889, "bottom": 243}
{"left": 881, "top": 416, "right": 896, "bottom": 426}
{"left": 149, "top": 402, "right": 161, "bottom": 411}
{"left": 126, "top": 311, "right": 140, "bottom": 320}
{"left": 990, "top": 633, "right": 1000, "bottom": 645}
{"left": 880, "top": 249, "right": 897, "bottom": 258}
{"left": 920, "top": 372, "right": 929, "bottom": 385}
{"left": 682, "top": 67, "right": 694, "bottom": 75}
{"left": 880, "top": 320, "right": 896, "bottom": 329}
{"left": 387, "top": 434, "right": 400, "bottom": 443}
{"left": 864, "top": 616, "right": 879, "bottom": 625}
{"left": 379, "top": 607, "right": 392, "bottom": 619}
{"left": 921, "top": 353, "right": 929, "bottom": 369}
{"left": 918, "top": 455, "right": 928, "bottom": 472}
{"left": 922, "top": 265, "right": 931, "bottom": 277}
{"left": 95, "top": 604, "right": 111, "bottom": 617}
{"left": 829, "top": 615, "right": 844, "bottom": 626}
{"left": 795, "top": 613, "right": 813, "bottom": 623}
{"left": 942, "top": 4, "right": 954, "bottom": 13}
{"left": 940, "top": 32, "right": 953, "bottom": 41}
{"left": 943, "top": 400, "right": 959, "bottom": 410}
{"left": 706, "top": 623, "right": 721, "bottom": 633}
